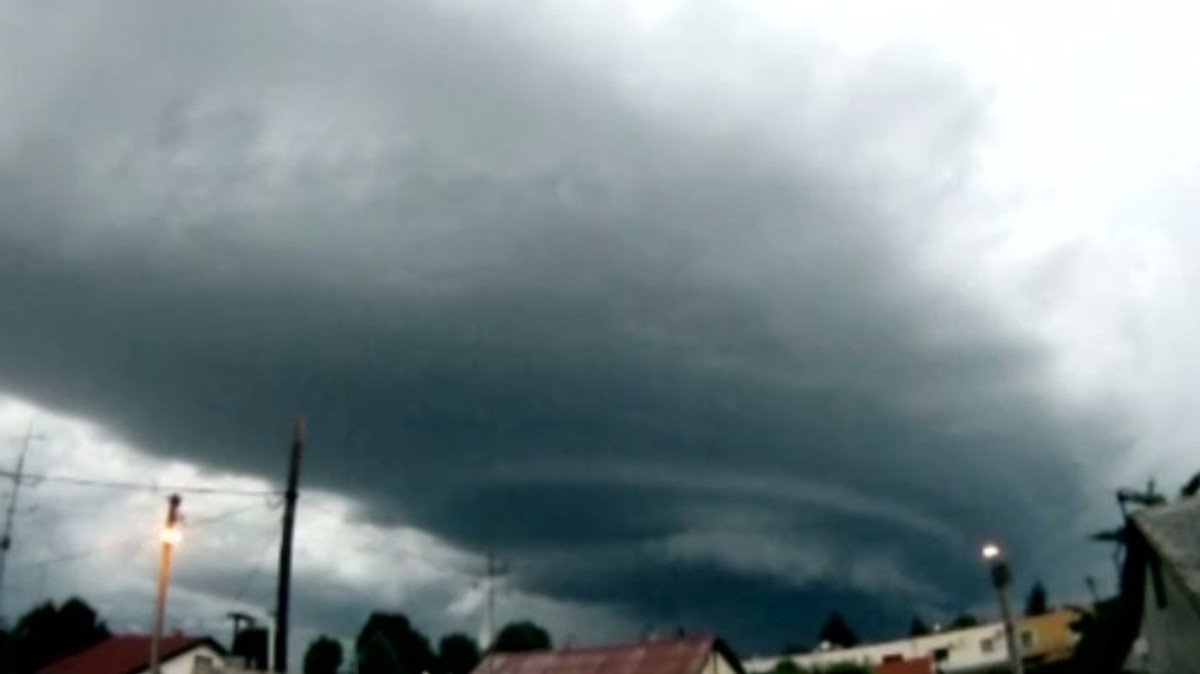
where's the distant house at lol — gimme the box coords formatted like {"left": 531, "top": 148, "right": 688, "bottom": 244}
{"left": 743, "top": 608, "right": 1080, "bottom": 673}
{"left": 1128, "top": 495, "right": 1200, "bottom": 672}
{"left": 39, "top": 634, "right": 226, "bottom": 674}
{"left": 469, "top": 634, "right": 743, "bottom": 674}
{"left": 876, "top": 657, "right": 933, "bottom": 674}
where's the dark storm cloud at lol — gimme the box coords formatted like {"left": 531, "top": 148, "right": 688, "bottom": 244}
{"left": 0, "top": 0, "right": 1121, "bottom": 651}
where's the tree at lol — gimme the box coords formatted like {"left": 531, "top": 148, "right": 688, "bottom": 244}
{"left": 8, "top": 598, "right": 109, "bottom": 673}
{"left": 949, "top": 614, "right": 979, "bottom": 629}
{"left": 304, "top": 636, "right": 343, "bottom": 674}
{"left": 817, "top": 612, "right": 858, "bottom": 648}
{"left": 491, "top": 622, "right": 551, "bottom": 653}
{"left": 1025, "top": 580, "right": 1049, "bottom": 616}
{"left": 908, "top": 615, "right": 930, "bottom": 637}
{"left": 437, "top": 633, "right": 481, "bottom": 674}
{"left": 356, "top": 613, "right": 436, "bottom": 674}
{"left": 781, "top": 643, "right": 810, "bottom": 655}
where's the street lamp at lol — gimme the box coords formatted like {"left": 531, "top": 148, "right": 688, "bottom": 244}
{"left": 981, "top": 542, "right": 1023, "bottom": 674}
{"left": 150, "top": 495, "right": 182, "bottom": 674}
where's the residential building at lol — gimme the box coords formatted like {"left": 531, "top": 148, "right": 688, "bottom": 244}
{"left": 877, "top": 657, "right": 933, "bottom": 674}
{"left": 39, "top": 634, "right": 226, "bottom": 674}
{"left": 1129, "top": 495, "right": 1200, "bottom": 673}
{"left": 469, "top": 634, "right": 743, "bottom": 674}
{"left": 743, "top": 608, "right": 1080, "bottom": 673}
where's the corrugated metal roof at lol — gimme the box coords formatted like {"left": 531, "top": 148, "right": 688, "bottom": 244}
{"left": 876, "top": 657, "right": 933, "bottom": 674}
{"left": 39, "top": 634, "right": 221, "bottom": 674}
{"left": 1132, "top": 496, "right": 1200, "bottom": 606}
{"left": 471, "top": 635, "right": 729, "bottom": 674}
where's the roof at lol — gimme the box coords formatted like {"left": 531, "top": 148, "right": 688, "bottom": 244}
{"left": 470, "top": 635, "right": 743, "bottom": 674}
{"left": 876, "top": 657, "right": 933, "bottom": 674}
{"left": 39, "top": 634, "right": 225, "bottom": 674}
{"left": 1132, "top": 496, "right": 1200, "bottom": 607}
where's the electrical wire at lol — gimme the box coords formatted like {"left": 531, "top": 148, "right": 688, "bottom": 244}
{"left": 6, "top": 502, "right": 273, "bottom": 573}
{"left": 231, "top": 530, "right": 282, "bottom": 605}
{"left": 0, "top": 470, "right": 280, "bottom": 497}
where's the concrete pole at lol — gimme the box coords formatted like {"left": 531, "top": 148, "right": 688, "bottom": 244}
{"left": 151, "top": 494, "right": 182, "bottom": 674}
{"left": 986, "top": 552, "right": 1024, "bottom": 674}
{"left": 996, "top": 583, "right": 1024, "bottom": 674}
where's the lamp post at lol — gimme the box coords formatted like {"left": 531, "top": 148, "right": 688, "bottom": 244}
{"left": 982, "top": 543, "right": 1024, "bottom": 674}
{"left": 150, "top": 494, "right": 183, "bottom": 674}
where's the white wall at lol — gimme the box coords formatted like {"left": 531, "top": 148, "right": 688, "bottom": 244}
{"left": 1141, "top": 565, "right": 1200, "bottom": 674}
{"left": 744, "top": 621, "right": 1034, "bottom": 673}
{"left": 706, "top": 651, "right": 740, "bottom": 674}
{"left": 135, "top": 644, "right": 226, "bottom": 674}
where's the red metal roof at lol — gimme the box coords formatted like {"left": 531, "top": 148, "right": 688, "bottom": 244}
{"left": 875, "top": 657, "right": 933, "bottom": 674}
{"left": 39, "top": 634, "right": 220, "bottom": 674}
{"left": 471, "top": 635, "right": 739, "bottom": 674}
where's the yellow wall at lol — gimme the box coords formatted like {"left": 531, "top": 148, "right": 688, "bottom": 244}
{"left": 1017, "top": 609, "right": 1080, "bottom": 661}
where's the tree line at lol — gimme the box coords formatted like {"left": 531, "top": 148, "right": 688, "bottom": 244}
{"left": 305, "top": 614, "right": 552, "bottom": 674}
{"left": 0, "top": 596, "right": 550, "bottom": 674}
{"left": 0, "top": 579, "right": 1054, "bottom": 674}
{"left": 0, "top": 598, "right": 111, "bottom": 674}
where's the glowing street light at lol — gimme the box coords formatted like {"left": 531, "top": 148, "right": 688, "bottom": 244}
{"left": 150, "top": 495, "right": 182, "bottom": 674}
{"left": 982, "top": 543, "right": 1001, "bottom": 561}
{"left": 981, "top": 540, "right": 1023, "bottom": 674}
{"left": 161, "top": 524, "right": 183, "bottom": 546}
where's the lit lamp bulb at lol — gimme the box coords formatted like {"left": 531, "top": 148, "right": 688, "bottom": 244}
{"left": 981, "top": 543, "right": 1001, "bottom": 561}
{"left": 162, "top": 525, "right": 182, "bottom": 546}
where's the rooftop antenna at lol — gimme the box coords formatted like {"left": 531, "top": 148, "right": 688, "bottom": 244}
{"left": 0, "top": 420, "right": 45, "bottom": 628}
{"left": 478, "top": 551, "right": 510, "bottom": 651}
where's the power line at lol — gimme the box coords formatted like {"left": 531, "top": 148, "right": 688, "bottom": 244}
{"left": 0, "top": 471, "right": 280, "bottom": 497}
{"left": 6, "top": 503, "right": 272, "bottom": 573}
{"left": 231, "top": 530, "right": 282, "bottom": 606}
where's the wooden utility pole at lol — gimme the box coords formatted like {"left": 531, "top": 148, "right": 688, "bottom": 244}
{"left": 273, "top": 417, "right": 304, "bottom": 673}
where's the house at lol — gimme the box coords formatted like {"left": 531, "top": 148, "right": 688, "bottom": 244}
{"left": 39, "top": 634, "right": 227, "bottom": 674}
{"left": 1127, "top": 495, "right": 1200, "bottom": 673}
{"left": 469, "top": 634, "right": 743, "bottom": 674}
{"left": 743, "top": 608, "right": 1081, "bottom": 673}
{"left": 877, "top": 657, "right": 933, "bottom": 674}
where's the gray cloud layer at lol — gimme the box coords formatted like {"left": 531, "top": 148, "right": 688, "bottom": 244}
{"left": 0, "top": 0, "right": 1123, "bottom": 651}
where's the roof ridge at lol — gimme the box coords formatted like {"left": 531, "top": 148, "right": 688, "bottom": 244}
{"left": 487, "top": 633, "right": 715, "bottom": 656}
{"left": 38, "top": 634, "right": 223, "bottom": 674}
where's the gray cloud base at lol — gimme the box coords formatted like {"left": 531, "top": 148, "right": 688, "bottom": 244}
{"left": 0, "top": 0, "right": 1122, "bottom": 652}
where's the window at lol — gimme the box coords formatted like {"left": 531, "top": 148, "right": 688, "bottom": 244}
{"left": 882, "top": 654, "right": 903, "bottom": 663}
{"left": 933, "top": 648, "right": 949, "bottom": 662}
{"left": 192, "top": 656, "right": 214, "bottom": 674}
{"left": 1020, "top": 631, "right": 1035, "bottom": 651}
{"left": 980, "top": 638, "right": 994, "bottom": 654}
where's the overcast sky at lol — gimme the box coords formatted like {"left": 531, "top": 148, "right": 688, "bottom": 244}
{"left": 2, "top": 0, "right": 1199, "bottom": 661}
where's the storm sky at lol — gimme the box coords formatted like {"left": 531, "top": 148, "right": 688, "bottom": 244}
{"left": 2, "top": 0, "right": 1199, "bottom": 660}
